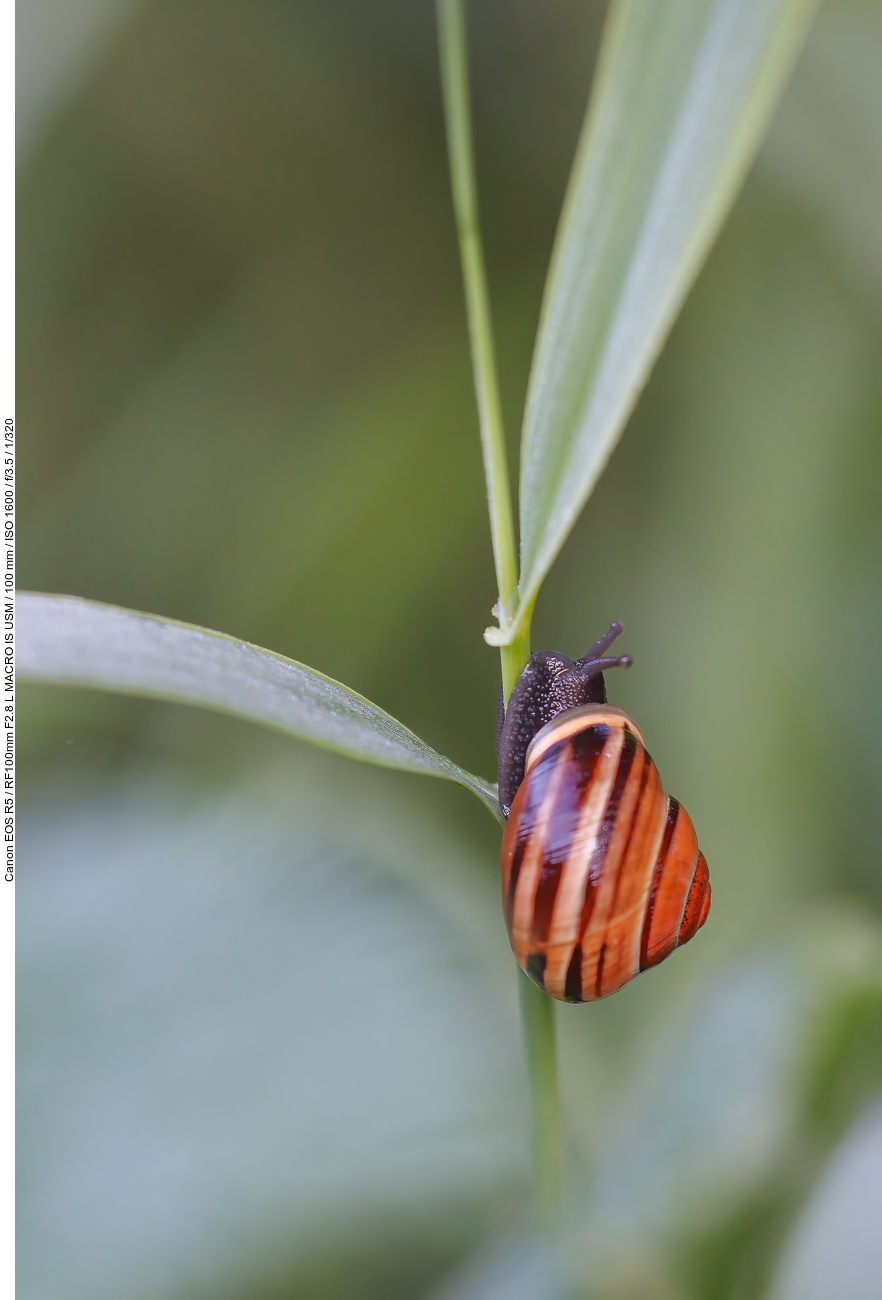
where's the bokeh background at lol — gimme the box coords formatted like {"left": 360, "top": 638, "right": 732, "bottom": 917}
{"left": 17, "top": 1, "right": 882, "bottom": 1297}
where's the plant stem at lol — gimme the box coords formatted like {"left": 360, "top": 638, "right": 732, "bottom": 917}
{"left": 520, "top": 973, "right": 561, "bottom": 1232}
{"left": 436, "top": 0, "right": 560, "bottom": 1235}
{"left": 499, "top": 612, "right": 533, "bottom": 704}
{"left": 436, "top": 0, "right": 519, "bottom": 648}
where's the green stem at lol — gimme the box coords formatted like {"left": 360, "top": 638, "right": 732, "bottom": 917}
{"left": 436, "top": 0, "right": 559, "bottom": 1234}
{"left": 520, "top": 973, "right": 561, "bottom": 1232}
{"left": 436, "top": 0, "right": 519, "bottom": 643}
{"left": 499, "top": 609, "right": 533, "bottom": 703}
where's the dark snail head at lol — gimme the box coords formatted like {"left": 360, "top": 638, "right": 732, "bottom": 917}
{"left": 496, "top": 622, "right": 632, "bottom": 818}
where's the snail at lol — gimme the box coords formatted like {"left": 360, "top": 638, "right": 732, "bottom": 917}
{"left": 498, "top": 623, "right": 709, "bottom": 1002}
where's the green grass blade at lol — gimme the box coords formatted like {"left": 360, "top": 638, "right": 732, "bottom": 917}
{"left": 18, "top": 592, "right": 502, "bottom": 821}
{"left": 492, "top": 0, "right": 819, "bottom": 643}
{"left": 436, "top": 0, "right": 518, "bottom": 630}
{"left": 436, "top": 0, "right": 531, "bottom": 696}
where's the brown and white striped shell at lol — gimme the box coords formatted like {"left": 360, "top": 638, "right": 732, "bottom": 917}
{"left": 501, "top": 703, "right": 710, "bottom": 1002}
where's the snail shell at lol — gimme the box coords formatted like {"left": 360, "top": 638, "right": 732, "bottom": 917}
{"left": 501, "top": 703, "right": 710, "bottom": 1002}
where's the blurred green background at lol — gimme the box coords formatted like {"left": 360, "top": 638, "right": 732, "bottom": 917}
{"left": 17, "top": 1, "right": 882, "bottom": 1297}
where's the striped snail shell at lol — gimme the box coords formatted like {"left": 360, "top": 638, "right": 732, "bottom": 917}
{"left": 497, "top": 623, "right": 710, "bottom": 1002}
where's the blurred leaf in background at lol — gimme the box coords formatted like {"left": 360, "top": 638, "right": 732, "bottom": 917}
{"left": 18, "top": 755, "right": 526, "bottom": 1300}
{"left": 17, "top": 0, "right": 882, "bottom": 1297}
{"left": 768, "top": 1103, "right": 882, "bottom": 1300}
{"left": 560, "top": 913, "right": 882, "bottom": 1298}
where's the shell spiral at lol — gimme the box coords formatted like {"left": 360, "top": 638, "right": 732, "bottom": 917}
{"left": 501, "top": 704, "right": 710, "bottom": 1002}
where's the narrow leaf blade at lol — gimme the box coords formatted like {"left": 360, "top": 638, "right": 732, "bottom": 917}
{"left": 17, "top": 593, "right": 502, "bottom": 820}
{"left": 512, "top": 0, "right": 819, "bottom": 632}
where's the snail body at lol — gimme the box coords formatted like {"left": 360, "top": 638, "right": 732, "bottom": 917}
{"left": 497, "top": 624, "right": 709, "bottom": 1002}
